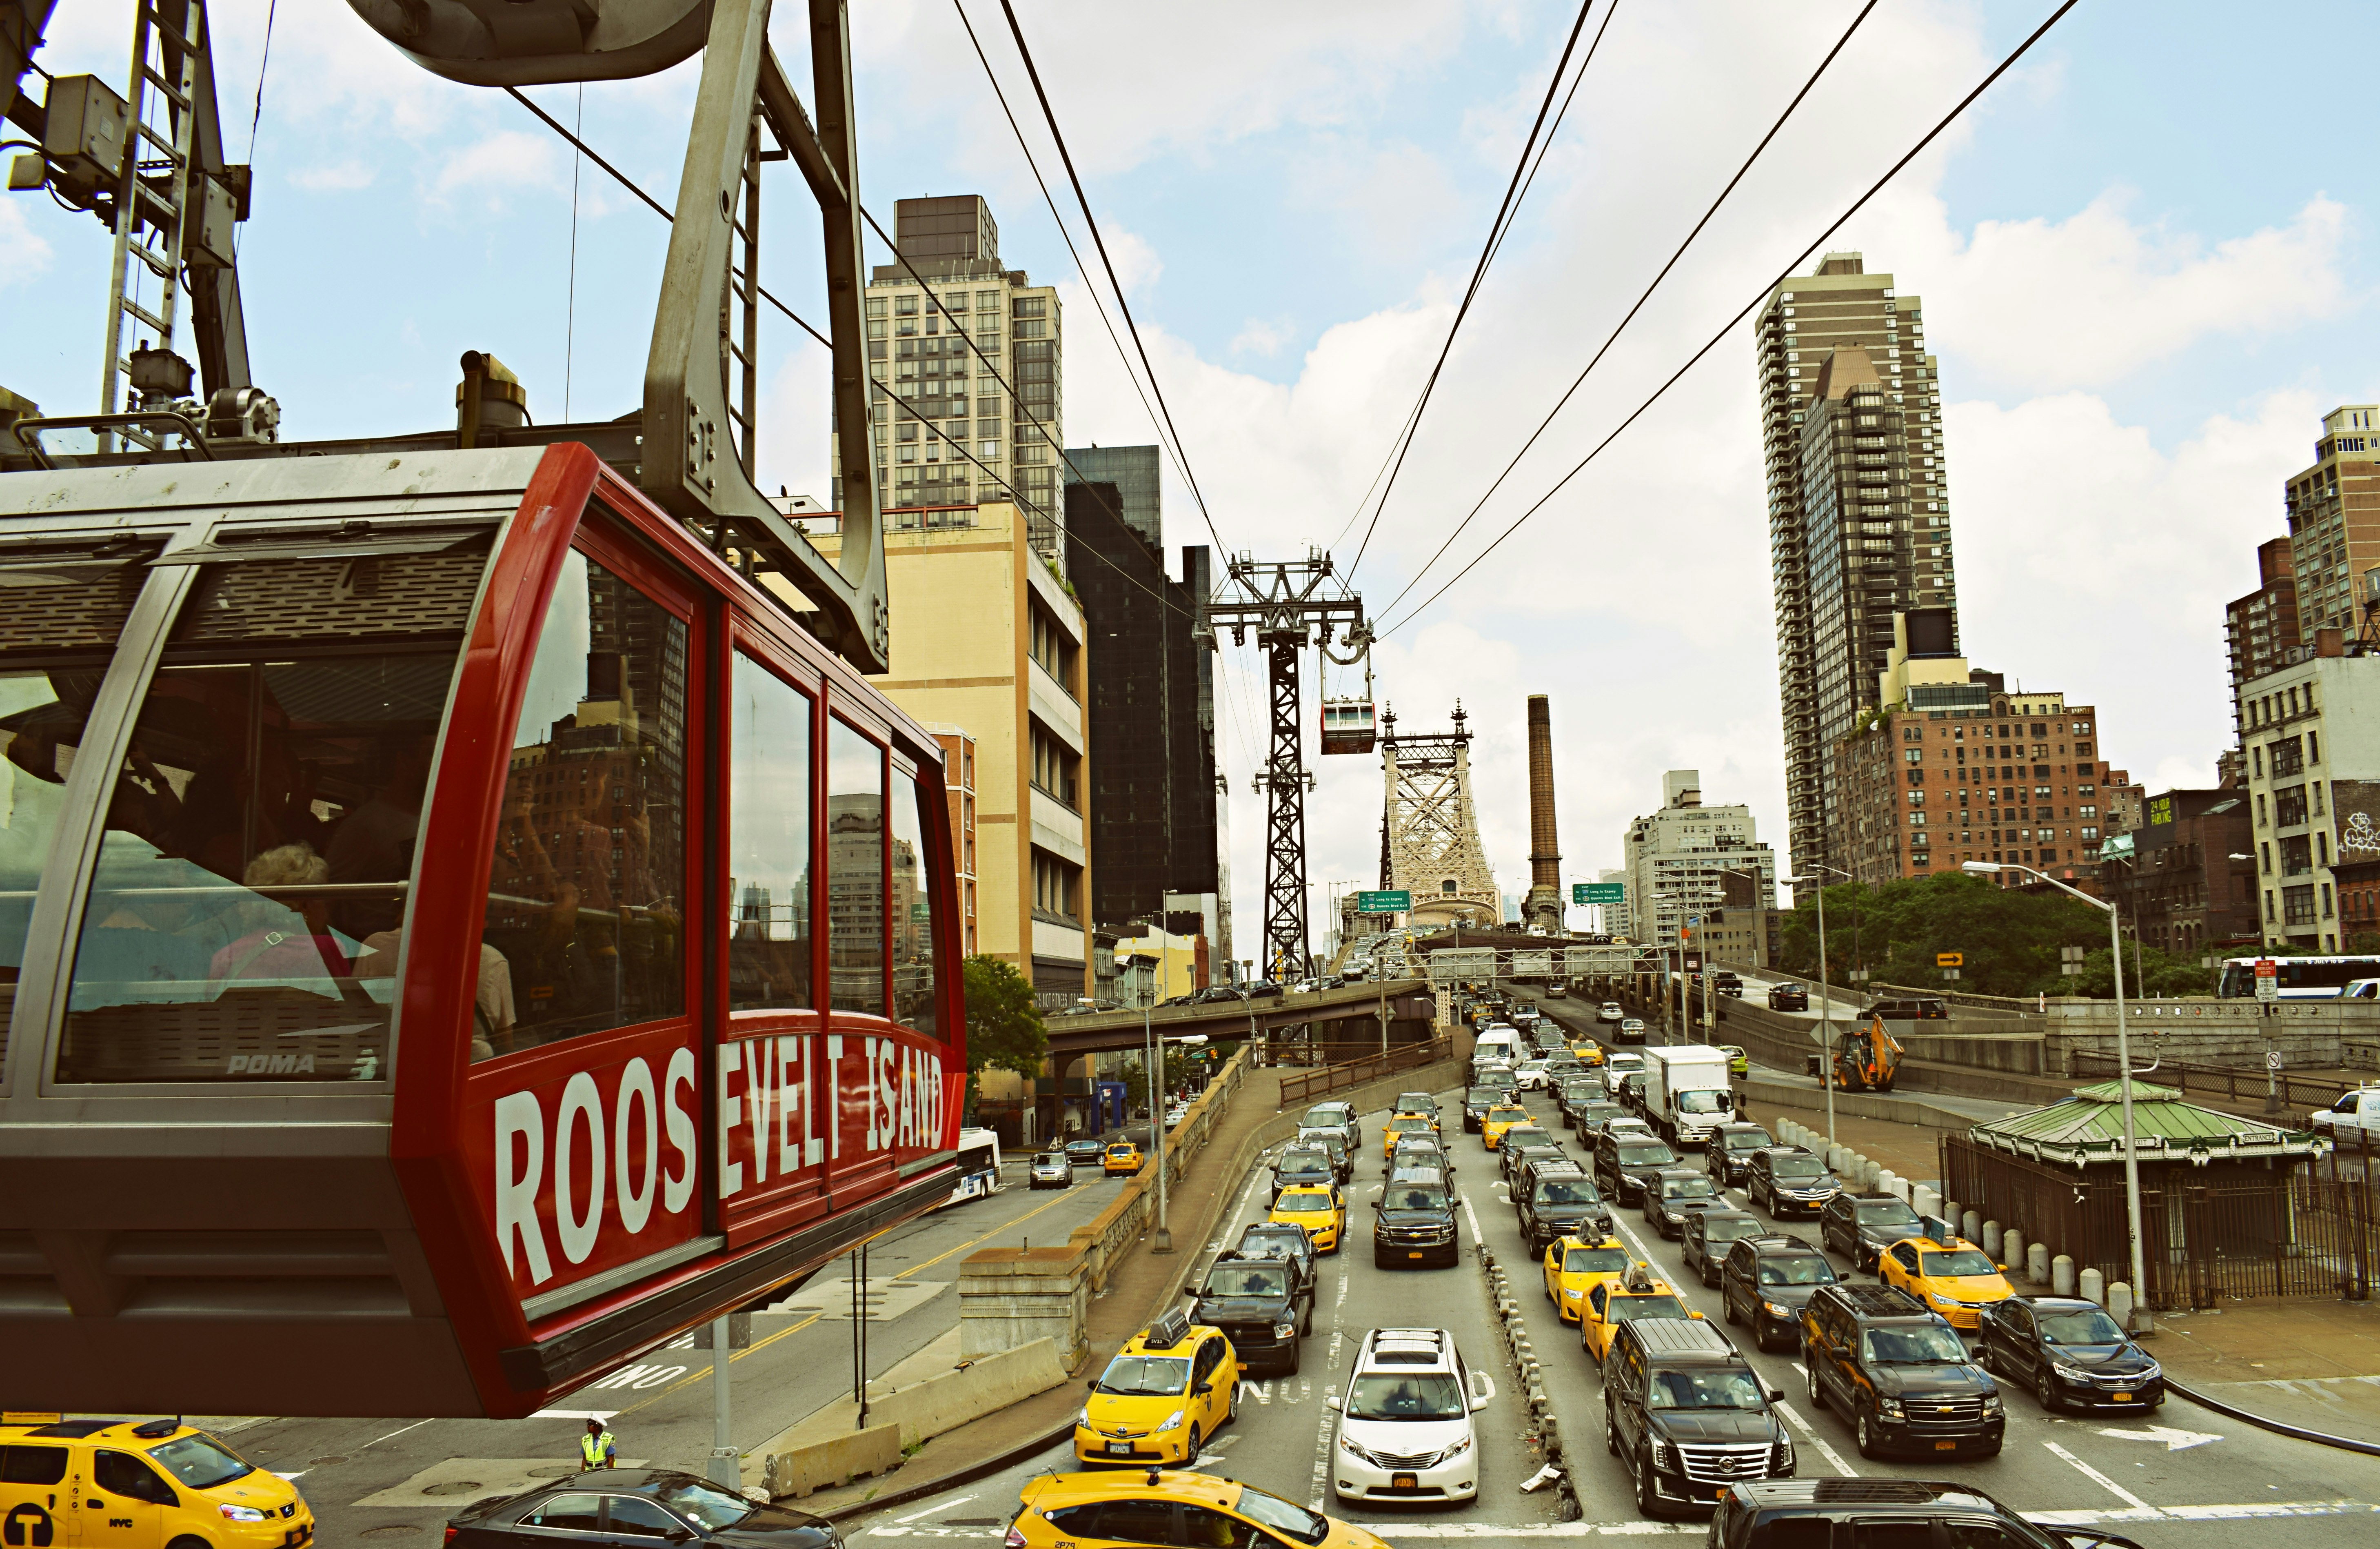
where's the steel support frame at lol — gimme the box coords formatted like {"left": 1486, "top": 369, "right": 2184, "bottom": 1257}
{"left": 1260, "top": 635, "right": 1308, "bottom": 982}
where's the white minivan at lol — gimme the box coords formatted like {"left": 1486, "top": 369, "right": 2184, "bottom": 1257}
{"left": 1473, "top": 1028, "right": 1521, "bottom": 1069}
{"left": 1329, "top": 1327, "right": 1494, "bottom": 1503}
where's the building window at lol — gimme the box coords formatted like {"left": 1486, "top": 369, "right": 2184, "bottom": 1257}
{"left": 1028, "top": 604, "right": 1078, "bottom": 691}
{"left": 1032, "top": 851, "right": 1079, "bottom": 921}
{"left": 2322, "top": 882, "right": 2335, "bottom": 918}
{"left": 1030, "top": 724, "right": 1080, "bottom": 809}
{"left": 2284, "top": 884, "right": 2317, "bottom": 925}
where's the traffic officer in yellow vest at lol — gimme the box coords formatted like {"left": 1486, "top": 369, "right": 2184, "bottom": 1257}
{"left": 579, "top": 1418, "right": 618, "bottom": 1471}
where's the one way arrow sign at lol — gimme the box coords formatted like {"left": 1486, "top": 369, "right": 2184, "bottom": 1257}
{"left": 2097, "top": 1424, "right": 2222, "bottom": 1451}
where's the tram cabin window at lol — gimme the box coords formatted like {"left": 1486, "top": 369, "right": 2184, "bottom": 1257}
{"left": 480, "top": 548, "right": 688, "bottom": 1060}
{"left": 892, "top": 772, "right": 939, "bottom": 1036}
{"left": 55, "top": 544, "right": 489, "bottom": 1083}
{"left": 728, "top": 651, "right": 813, "bottom": 1011}
{"left": 828, "top": 717, "right": 886, "bottom": 1016}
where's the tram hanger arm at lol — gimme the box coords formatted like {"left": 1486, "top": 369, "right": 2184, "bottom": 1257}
{"left": 755, "top": 47, "right": 847, "bottom": 212}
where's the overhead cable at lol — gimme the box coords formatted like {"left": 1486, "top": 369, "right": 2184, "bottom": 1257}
{"left": 1375, "top": 0, "right": 1878, "bottom": 624}
{"left": 1379, "top": 0, "right": 2080, "bottom": 638}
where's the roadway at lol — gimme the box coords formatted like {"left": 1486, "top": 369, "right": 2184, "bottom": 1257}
{"left": 842, "top": 1075, "right": 2380, "bottom": 1545}
{"left": 184, "top": 1136, "right": 1160, "bottom": 1543}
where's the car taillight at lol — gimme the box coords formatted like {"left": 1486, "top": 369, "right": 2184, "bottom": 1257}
{"left": 1004, "top": 1526, "right": 1028, "bottom": 1548}
{"left": 444, "top": 1531, "right": 459, "bottom": 1546}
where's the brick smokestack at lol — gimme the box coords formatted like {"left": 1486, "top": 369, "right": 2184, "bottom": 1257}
{"left": 1525, "top": 695, "right": 1563, "bottom": 932}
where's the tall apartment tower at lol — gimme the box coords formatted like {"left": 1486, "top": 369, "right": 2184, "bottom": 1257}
{"left": 2282, "top": 406, "right": 2380, "bottom": 642}
{"left": 1755, "top": 253, "right": 1953, "bottom": 888}
{"left": 2225, "top": 537, "right": 2301, "bottom": 747}
{"left": 833, "top": 196, "right": 1064, "bottom": 554}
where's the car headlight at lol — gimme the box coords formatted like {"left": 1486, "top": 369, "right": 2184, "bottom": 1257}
{"left": 1774, "top": 1439, "right": 1796, "bottom": 1471}
{"left": 1162, "top": 1409, "right": 1185, "bottom": 1431}
{"left": 1338, "top": 1432, "right": 1373, "bottom": 1464}
{"left": 2136, "top": 1362, "right": 2161, "bottom": 1382}
{"left": 1930, "top": 1291, "right": 1958, "bottom": 1306}
{"left": 219, "top": 1505, "right": 270, "bottom": 1523}
{"left": 1564, "top": 1287, "right": 1583, "bottom": 1300}
{"left": 1077, "top": 1405, "right": 1091, "bottom": 1427}
{"left": 1665, "top": 1211, "right": 1685, "bottom": 1222}
{"left": 1649, "top": 1438, "right": 1676, "bottom": 1470}
{"left": 2052, "top": 1363, "right": 2094, "bottom": 1383}
{"left": 1274, "top": 1321, "right": 1297, "bottom": 1338}
{"left": 1876, "top": 1397, "right": 1905, "bottom": 1419}
{"left": 1982, "top": 1395, "right": 2003, "bottom": 1414}
{"left": 1764, "top": 1301, "right": 1792, "bottom": 1318}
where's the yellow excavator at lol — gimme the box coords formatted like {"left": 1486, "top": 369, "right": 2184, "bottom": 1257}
{"left": 1806, "top": 1011, "right": 1905, "bottom": 1092}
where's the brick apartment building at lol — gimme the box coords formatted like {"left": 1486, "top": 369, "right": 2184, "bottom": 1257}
{"left": 2098, "top": 788, "right": 2258, "bottom": 959}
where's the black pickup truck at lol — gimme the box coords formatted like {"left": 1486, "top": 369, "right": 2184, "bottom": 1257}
{"left": 1189, "top": 1248, "right": 1314, "bottom": 1374}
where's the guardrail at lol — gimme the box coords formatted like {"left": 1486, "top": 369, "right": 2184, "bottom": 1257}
{"left": 1277, "top": 1035, "right": 1455, "bottom": 1108}
{"left": 2068, "top": 1049, "right": 2348, "bottom": 1116}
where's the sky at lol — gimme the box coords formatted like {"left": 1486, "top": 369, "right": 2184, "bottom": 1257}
{"left": 7, "top": 0, "right": 2377, "bottom": 966}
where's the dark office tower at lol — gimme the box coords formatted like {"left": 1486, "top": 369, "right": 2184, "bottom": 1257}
{"left": 1064, "top": 465, "right": 1219, "bottom": 932}
{"left": 1066, "top": 445, "right": 1163, "bottom": 550}
{"left": 893, "top": 195, "right": 999, "bottom": 275}
{"left": 1754, "top": 252, "right": 1956, "bottom": 890}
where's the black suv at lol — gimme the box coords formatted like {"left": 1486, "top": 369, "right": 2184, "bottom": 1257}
{"left": 1712, "top": 1480, "right": 2145, "bottom": 1549}
{"left": 1603, "top": 1318, "right": 1792, "bottom": 1518}
{"left": 1819, "top": 1191, "right": 1927, "bottom": 1272}
{"left": 1516, "top": 1165, "right": 1613, "bottom": 1254}
{"left": 1801, "top": 1282, "right": 2004, "bottom": 1458}
{"left": 1978, "top": 1295, "right": 2165, "bottom": 1413}
{"left": 1681, "top": 1208, "right": 1762, "bottom": 1288}
{"left": 1704, "top": 1122, "right": 1777, "bottom": 1187}
{"left": 1556, "top": 1076, "right": 1606, "bottom": 1125}
{"left": 1593, "top": 1129, "right": 1680, "bottom": 1206}
{"left": 1372, "top": 1167, "right": 1460, "bottom": 1268}
{"left": 1460, "top": 1084, "right": 1504, "bottom": 1133}
{"left": 1641, "top": 1167, "right": 1722, "bottom": 1238}
{"left": 1270, "top": 1145, "right": 1337, "bottom": 1204}
{"left": 1569, "top": 1098, "right": 1626, "bottom": 1142}
{"left": 1765, "top": 983, "right": 1808, "bottom": 1012}
{"left": 1720, "top": 1233, "right": 1839, "bottom": 1351}
{"left": 1747, "top": 1146, "right": 1840, "bottom": 1218}
{"left": 1293, "top": 1127, "right": 1354, "bottom": 1183}
{"left": 1190, "top": 1247, "right": 1313, "bottom": 1374}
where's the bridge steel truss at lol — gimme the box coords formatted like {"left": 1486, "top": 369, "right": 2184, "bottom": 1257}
{"left": 1378, "top": 704, "right": 1499, "bottom": 928}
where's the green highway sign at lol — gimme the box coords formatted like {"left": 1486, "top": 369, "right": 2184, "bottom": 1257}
{"left": 1575, "top": 883, "right": 1625, "bottom": 905}
{"left": 1355, "top": 890, "right": 1412, "bottom": 914}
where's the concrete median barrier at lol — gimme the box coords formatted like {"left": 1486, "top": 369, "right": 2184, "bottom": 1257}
{"left": 754, "top": 1336, "right": 1072, "bottom": 1497}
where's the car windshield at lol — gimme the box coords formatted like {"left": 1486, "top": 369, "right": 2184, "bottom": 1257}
{"left": 1857, "top": 1200, "right": 1921, "bottom": 1222}
{"left": 1280, "top": 1152, "right": 1330, "bottom": 1172}
{"left": 1769, "top": 1155, "right": 1825, "bottom": 1179}
{"left": 1617, "top": 1143, "right": 1676, "bottom": 1165}
{"left": 1386, "top": 1185, "right": 1450, "bottom": 1209}
{"left": 147, "top": 1433, "right": 254, "bottom": 1490}
{"left": 1232, "top": 1485, "right": 1329, "bottom": 1546}
{"left": 1702, "top": 1217, "right": 1757, "bottom": 1242}
{"left": 1206, "top": 1266, "right": 1289, "bottom": 1298}
{"left": 1726, "top": 1130, "right": 1775, "bottom": 1150}
{"left": 2038, "top": 1308, "right": 2128, "bottom": 1345}
{"left": 1392, "top": 1116, "right": 1433, "bottom": 1132}
{"left": 1678, "top": 1090, "right": 1734, "bottom": 1114}
{"left": 1304, "top": 1106, "right": 1348, "bottom": 1125}
{"left": 1346, "top": 1372, "right": 1468, "bottom": 1420}
{"left": 1096, "top": 1355, "right": 1190, "bottom": 1395}
{"left": 1242, "top": 1230, "right": 1306, "bottom": 1258}
{"left": 1609, "top": 1295, "right": 1690, "bottom": 1325}
{"left": 1537, "top": 1178, "right": 1602, "bottom": 1205}
{"left": 1277, "top": 1190, "right": 1332, "bottom": 1212}
{"left": 1647, "top": 1369, "right": 1767, "bottom": 1410}
{"left": 1564, "top": 1244, "right": 1629, "bottom": 1273}
{"left": 1466, "top": 1087, "right": 1498, "bottom": 1103}
{"left": 1758, "top": 1256, "right": 1836, "bottom": 1286}
{"left": 1661, "top": 1176, "right": 1717, "bottom": 1200}
{"left": 658, "top": 1479, "right": 761, "bottom": 1532}
{"left": 1863, "top": 1326, "right": 1970, "bottom": 1364}
{"left": 1921, "top": 1249, "right": 1999, "bottom": 1278}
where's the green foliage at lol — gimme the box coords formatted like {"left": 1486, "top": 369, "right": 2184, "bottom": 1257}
{"left": 1776, "top": 872, "right": 2212, "bottom": 999}
{"left": 1120, "top": 1046, "right": 1195, "bottom": 1111}
{"left": 963, "top": 954, "right": 1048, "bottom": 1078}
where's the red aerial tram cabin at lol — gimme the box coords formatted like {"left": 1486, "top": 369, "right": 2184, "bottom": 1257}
{"left": 0, "top": 444, "right": 966, "bottom": 1416}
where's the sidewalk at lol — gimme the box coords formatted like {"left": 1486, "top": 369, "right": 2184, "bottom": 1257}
{"left": 1748, "top": 1087, "right": 2380, "bottom": 1446}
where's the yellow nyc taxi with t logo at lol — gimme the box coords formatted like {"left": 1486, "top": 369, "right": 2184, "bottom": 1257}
{"left": 1269, "top": 1184, "right": 1347, "bottom": 1253}
{"left": 1073, "top": 1311, "right": 1243, "bottom": 1467}
{"left": 0, "top": 1415, "right": 313, "bottom": 1549}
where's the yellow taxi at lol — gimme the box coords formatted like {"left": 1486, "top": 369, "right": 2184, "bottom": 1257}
{"left": 1011, "top": 1467, "right": 1390, "bottom": 1549}
{"left": 1268, "top": 1184, "right": 1347, "bottom": 1253}
{"left": 1721, "top": 1044, "right": 1750, "bottom": 1079}
{"left": 1567, "top": 1041, "right": 1606, "bottom": 1067}
{"left": 1540, "top": 1233, "right": 1636, "bottom": 1325}
{"left": 1880, "top": 1232, "right": 2015, "bottom": 1329}
{"left": 1103, "top": 1140, "right": 1144, "bottom": 1176}
{"left": 1480, "top": 1103, "right": 1534, "bottom": 1150}
{"left": 1074, "top": 1310, "right": 1243, "bottom": 1466}
{"left": 0, "top": 1415, "right": 314, "bottom": 1548}
{"left": 1380, "top": 1112, "right": 1436, "bottom": 1161}
{"left": 1579, "top": 1264, "right": 1711, "bottom": 1363}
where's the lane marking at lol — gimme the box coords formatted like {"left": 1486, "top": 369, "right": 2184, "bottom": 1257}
{"left": 1773, "top": 1399, "right": 1855, "bottom": 1477}
{"left": 894, "top": 1495, "right": 976, "bottom": 1524}
{"left": 2097, "top": 1423, "right": 2222, "bottom": 1451}
{"left": 894, "top": 1188, "right": 1081, "bottom": 1279}
{"left": 2044, "top": 1439, "right": 2155, "bottom": 1511}
{"left": 613, "top": 1312, "right": 826, "bottom": 1416}
{"left": 359, "top": 1418, "right": 434, "bottom": 1450}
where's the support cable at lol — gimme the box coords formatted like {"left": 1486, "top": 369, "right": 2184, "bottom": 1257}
{"left": 1345, "top": 0, "right": 1607, "bottom": 580}
{"left": 1375, "top": 0, "right": 1878, "bottom": 624}
{"left": 1378, "top": 0, "right": 2079, "bottom": 639}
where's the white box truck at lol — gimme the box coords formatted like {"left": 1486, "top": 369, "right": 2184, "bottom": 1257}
{"left": 1642, "top": 1045, "right": 1736, "bottom": 1147}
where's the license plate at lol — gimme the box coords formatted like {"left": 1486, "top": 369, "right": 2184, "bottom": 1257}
{"left": 1408, "top": 1250, "right": 1425, "bottom": 1259}
{"left": 1106, "top": 1442, "right": 1133, "bottom": 1455}
{"left": 2113, "top": 1392, "right": 2132, "bottom": 1403}
{"left": 1934, "top": 1440, "right": 1956, "bottom": 1451}
{"left": 1392, "top": 1474, "right": 1417, "bottom": 1489}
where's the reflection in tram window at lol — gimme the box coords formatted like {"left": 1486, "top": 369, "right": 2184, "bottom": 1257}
{"left": 727, "top": 652, "right": 811, "bottom": 1011}
{"left": 827, "top": 717, "right": 884, "bottom": 1015}
{"left": 55, "top": 550, "right": 486, "bottom": 1083}
{"left": 0, "top": 669, "right": 108, "bottom": 1075}
{"left": 891, "top": 773, "right": 938, "bottom": 1037}
{"left": 479, "top": 550, "right": 687, "bottom": 1060}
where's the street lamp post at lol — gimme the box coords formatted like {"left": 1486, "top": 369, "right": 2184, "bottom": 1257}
{"left": 1140, "top": 986, "right": 1210, "bottom": 1256}
{"left": 1965, "top": 859, "right": 2151, "bottom": 1331}
{"left": 1786, "top": 864, "right": 1856, "bottom": 1154}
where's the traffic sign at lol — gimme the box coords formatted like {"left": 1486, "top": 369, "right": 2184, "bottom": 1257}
{"left": 1936, "top": 952, "right": 1963, "bottom": 968}
{"left": 1576, "top": 882, "right": 1626, "bottom": 905}
{"left": 2265, "top": 1050, "right": 2283, "bottom": 1071}
{"left": 2255, "top": 958, "right": 2278, "bottom": 1004}
{"left": 1354, "top": 890, "right": 1411, "bottom": 914}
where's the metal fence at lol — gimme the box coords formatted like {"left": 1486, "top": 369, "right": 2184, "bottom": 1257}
{"left": 2066, "top": 1048, "right": 2353, "bottom": 1116}
{"left": 1940, "top": 1131, "right": 2377, "bottom": 1309}
{"left": 1278, "top": 1036, "right": 1455, "bottom": 1108}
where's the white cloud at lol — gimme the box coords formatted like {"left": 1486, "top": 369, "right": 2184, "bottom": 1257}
{"left": 433, "top": 131, "right": 559, "bottom": 199}
{"left": 0, "top": 203, "right": 54, "bottom": 290}
{"left": 1230, "top": 318, "right": 1294, "bottom": 358}
{"left": 289, "top": 160, "right": 377, "bottom": 193}
{"left": 1102, "top": 224, "right": 1163, "bottom": 297}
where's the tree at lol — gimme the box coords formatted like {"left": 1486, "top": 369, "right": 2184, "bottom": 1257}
{"left": 963, "top": 955, "right": 1048, "bottom": 1079}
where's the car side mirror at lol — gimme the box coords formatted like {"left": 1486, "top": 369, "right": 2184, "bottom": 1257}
{"left": 1086, "top": 1379, "right": 1097, "bottom": 1391}
{"left": 1370, "top": 1200, "right": 1381, "bottom": 1210}
{"left": 1194, "top": 1382, "right": 1212, "bottom": 1396}
{"left": 1325, "top": 1394, "right": 1342, "bottom": 1410}
{"left": 1765, "top": 1385, "right": 1785, "bottom": 1403}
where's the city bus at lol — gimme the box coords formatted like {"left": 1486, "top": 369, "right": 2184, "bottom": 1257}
{"left": 2215, "top": 954, "right": 2380, "bottom": 1000}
